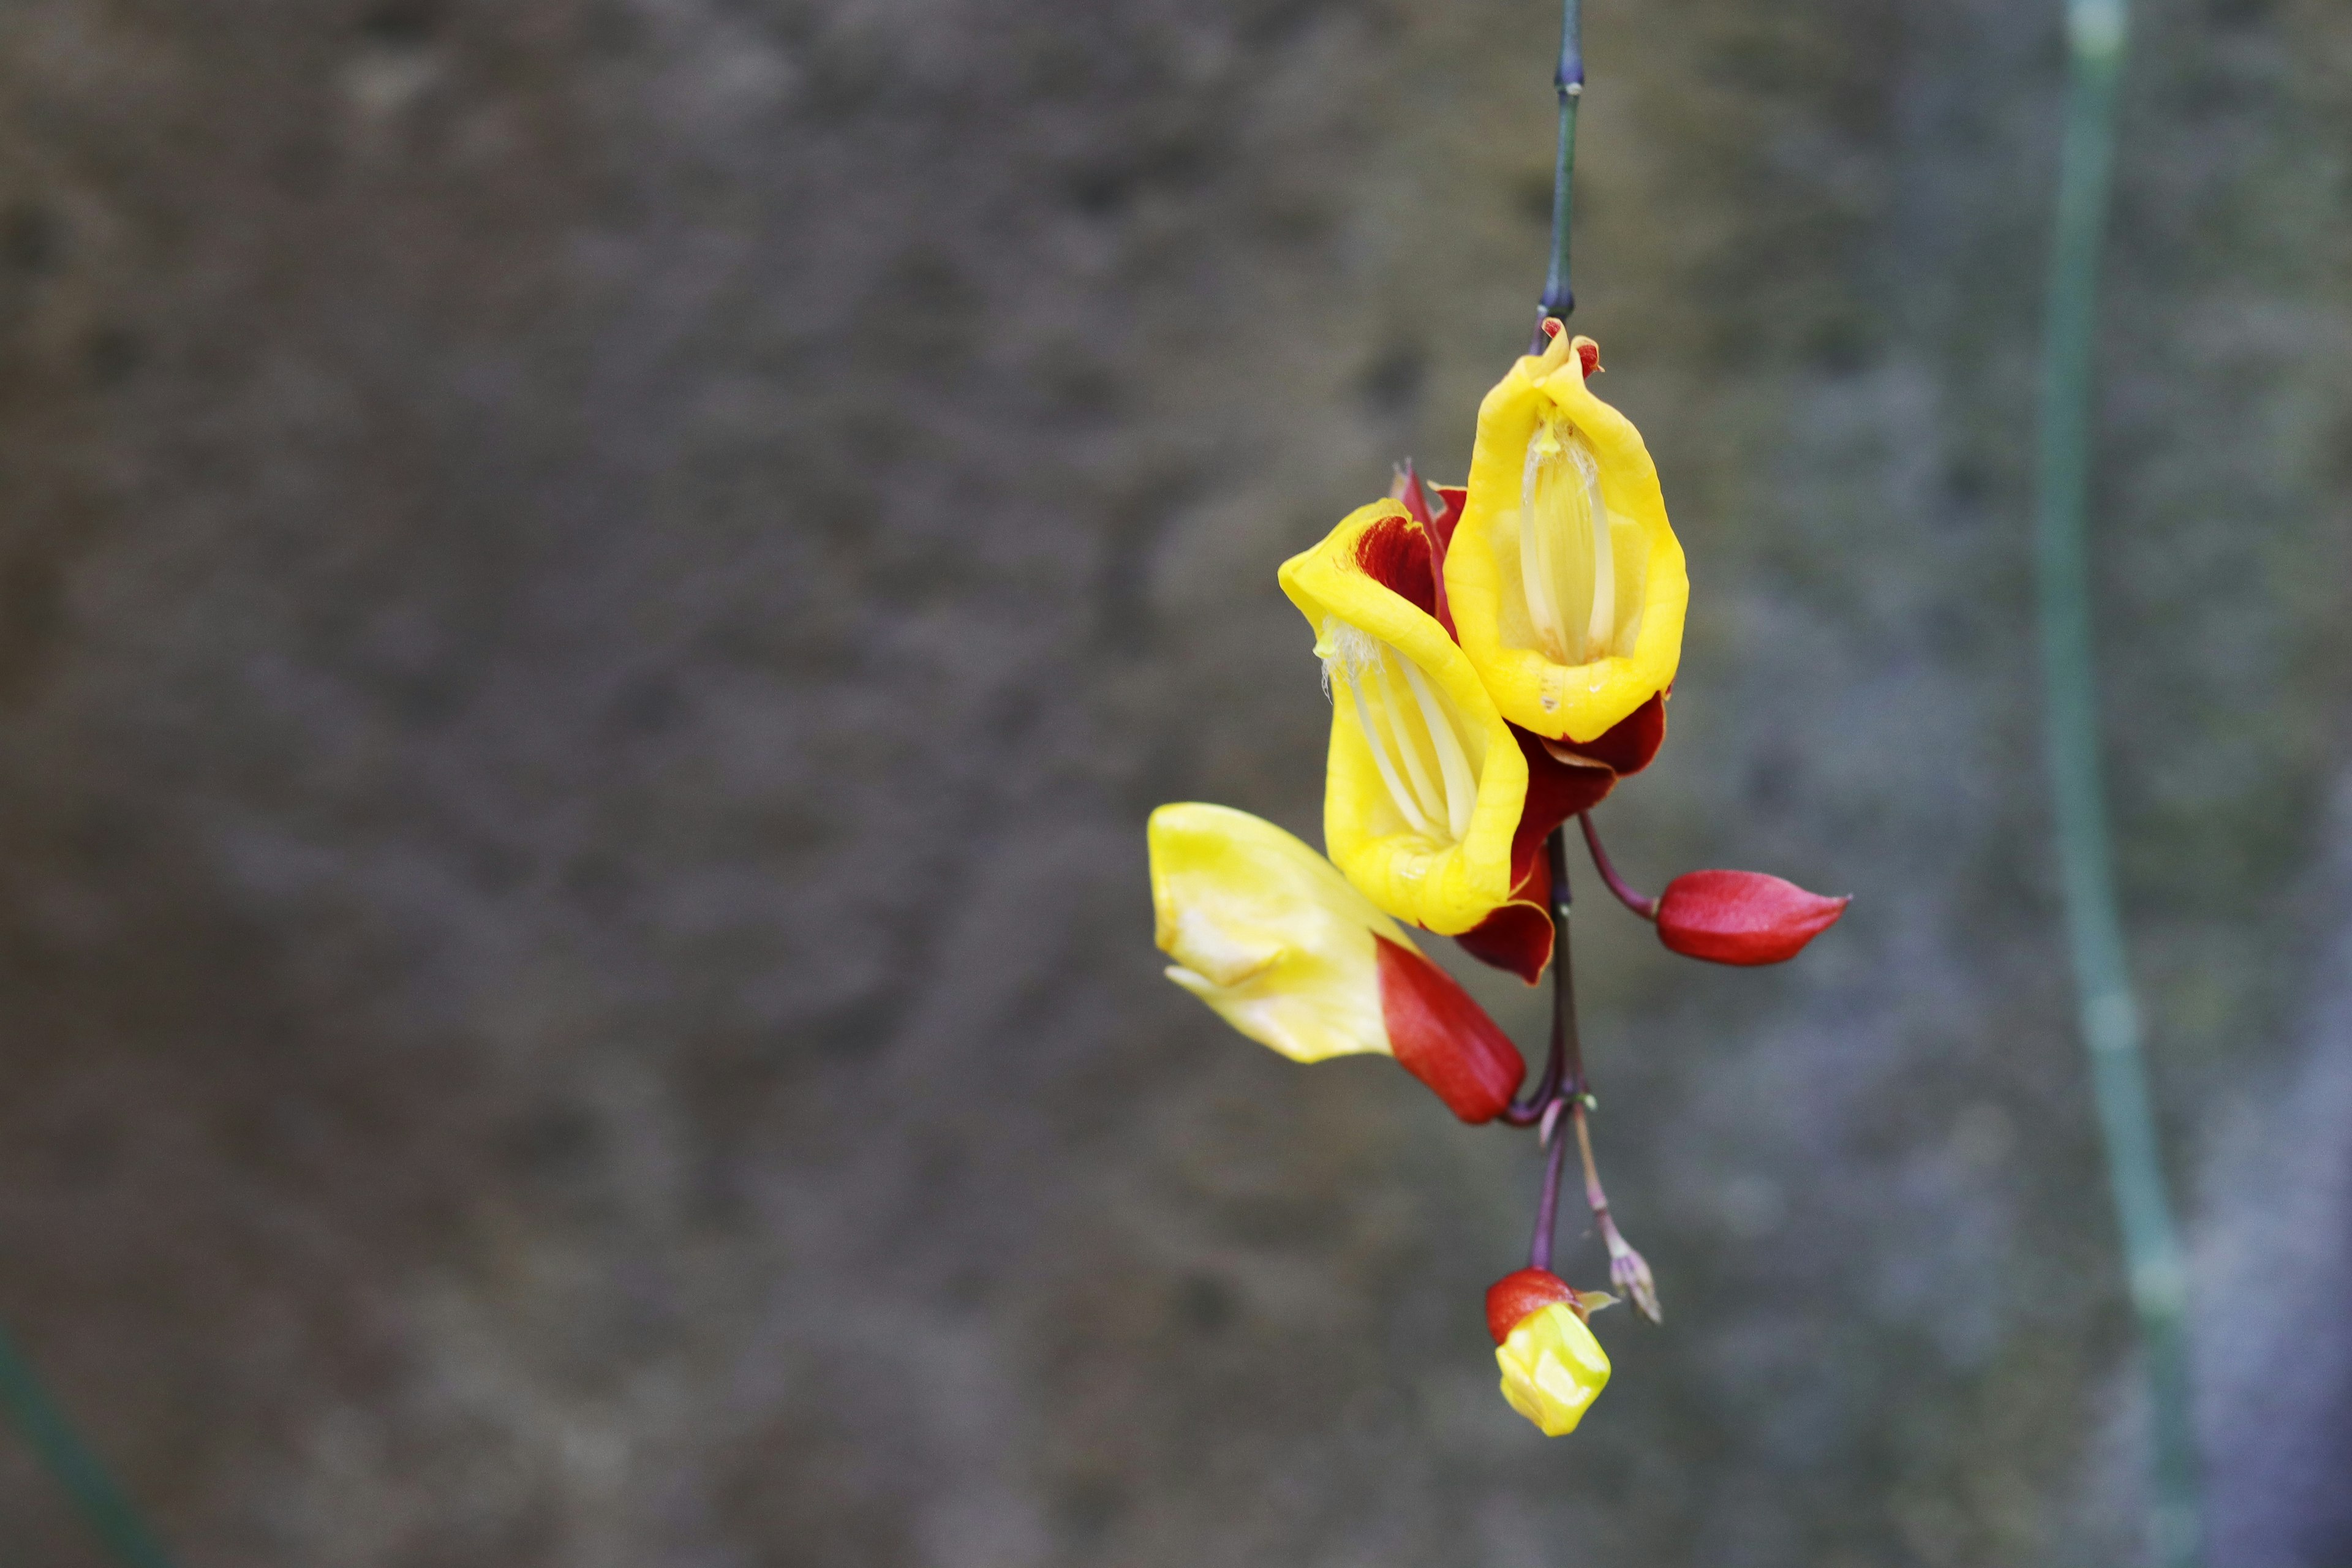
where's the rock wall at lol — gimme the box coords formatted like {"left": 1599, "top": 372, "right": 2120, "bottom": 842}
{"left": 0, "top": 1, "right": 2348, "bottom": 1563}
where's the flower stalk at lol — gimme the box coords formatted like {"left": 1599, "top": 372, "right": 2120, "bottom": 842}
{"left": 1536, "top": 0, "right": 1585, "bottom": 337}
{"left": 1575, "top": 1098, "right": 1659, "bottom": 1323}
{"left": 2032, "top": 0, "right": 2201, "bottom": 1561}
{"left": 1528, "top": 1104, "right": 1571, "bottom": 1273}
{"left": 1578, "top": 811, "right": 1656, "bottom": 918}
{"left": 1501, "top": 828, "right": 1584, "bottom": 1126}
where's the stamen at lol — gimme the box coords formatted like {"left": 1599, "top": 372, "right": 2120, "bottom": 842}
{"left": 1573, "top": 437, "right": 1614, "bottom": 660}
{"left": 1520, "top": 425, "right": 1567, "bottom": 660}
{"left": 1320, "top": 618, "right": 1480, "bottom": 846}
{"left": 1400, "top": 659, "right": 1477, "bottom": 841}
{"left": 1374, "top": 655, "right": 1450, "bottom": 829}
{"left": 1519, "top": 410, "right": 1618, "bottom": 665}
{"left": 1324, "top": 624, "right": 1436, "bottom": 839}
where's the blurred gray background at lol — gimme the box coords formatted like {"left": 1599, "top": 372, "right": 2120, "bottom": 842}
{"left": 0, "top": 0, "right": 2348, "bottom": 1564}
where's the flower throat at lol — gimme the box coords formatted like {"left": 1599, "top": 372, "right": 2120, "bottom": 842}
{"left": 1520, "top": 410, "right": 1634, "bottom": 666}
{"left": 1320, "top": 622, "right": 1479, "bottom": 845}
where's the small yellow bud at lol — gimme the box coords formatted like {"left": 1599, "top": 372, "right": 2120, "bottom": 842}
{"left": 1495, "top": 1300, "right": 1611, "bottom": 1436}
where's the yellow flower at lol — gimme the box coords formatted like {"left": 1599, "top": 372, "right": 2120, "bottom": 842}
{"left": 1147, "top": 802, "right": 1525, "bottom": 1121}
{"left": 1495, "top": 1299, "right": 1613, "bottom": 1436}
{"left": 1276, "top": 501, "right": 1529, "bottom": 935}
{"left": 1445, "top": 331, "right": 1688, "bottom": 742}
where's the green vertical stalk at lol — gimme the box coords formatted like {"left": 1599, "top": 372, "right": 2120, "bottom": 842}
{"left": 0, "top": 1322, "right": 178, "bottom": 1568}
{"left": 1536, "top": 0, "right": 1583, "bottom": 330}
{"left": 2031, "top": 0, "right": 2202, "bottom": 1562}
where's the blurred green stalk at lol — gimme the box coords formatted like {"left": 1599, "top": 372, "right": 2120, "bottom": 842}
{"left": 1536, "top": 0, "right": 1583, "bottom": 326}
{"left": 0, "top": 1322, "right": 178, "bottom": 1568}
{"left": 2031, "top": 1, "right": 2202, "bottom": 1563}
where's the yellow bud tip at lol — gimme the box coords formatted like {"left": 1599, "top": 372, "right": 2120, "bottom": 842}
{"left": 1495, "top": 1300, "right": 1611, "bottom": 1436}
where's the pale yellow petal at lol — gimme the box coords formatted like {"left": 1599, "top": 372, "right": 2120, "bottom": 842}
{"left": 1147, "top": 803, "right": 1412, "bottom": 1063}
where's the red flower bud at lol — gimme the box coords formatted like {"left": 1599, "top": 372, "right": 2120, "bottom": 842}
{"left": 1654, "top": 870, "right": 1848, "bottom": 965}
{"left": 1373, "top": 935, "right": 1526, "bottom": 1123}
{"left": 1485, "top": 1267, "right": 1578, "bottom": 1345}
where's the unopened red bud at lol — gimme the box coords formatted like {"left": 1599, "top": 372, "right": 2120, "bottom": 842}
{"left": 1654, "top": 870, "right": 1848, "bottom": 966}
{"left": 1485, "top": 1267, "right": 1578, "bottom": 1346}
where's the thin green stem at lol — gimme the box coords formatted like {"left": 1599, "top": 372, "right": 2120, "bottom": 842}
{"left": 2032, "top": 1, "right": 2201, "bottom": 1563}
{"left": 0, "top": 1322, "right": 178, "bottom": 1568}
{"left": 1534, "top": 0, "right": 1583, "bottom": 339}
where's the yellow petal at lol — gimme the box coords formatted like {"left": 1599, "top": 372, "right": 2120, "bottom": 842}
{"left": 1276, "top": 502, "right": 1528, "bottom": 935}
{"left": 1447, "top": 334, "right": 1687, "bottom": 742}
{"left": 1147, "top": 802, "right": 1414, "bottom": 1063}
{"left": 1495, "top": 1300, "right": 1612, "bottom": 1436}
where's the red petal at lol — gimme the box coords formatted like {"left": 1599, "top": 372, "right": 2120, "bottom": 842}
{"left": 1453, "top": 898, "right": 1552, "bottom": 985}
{"left": 1577, "top": 341, "right": 1601, "bottom": 378}
{"left": 1485, "top": 1267, "right": 1577, "bottom": 1345}
{"left": 1429, "top": 484, "right": 1468, "bottom": 554}
{"left": 1373, "top": 935, "right": 1526, "bottom": 1123}
{"left": 1455, "top": 726, "right": 1627, "bottom": 984}
{"left": 1423, "top": 481, "right": 1466, "bottom": 639}
{"left": 1654, "top": 870, "right": 1849, "bottom": 965}
{"left": 1518, "top": 725, "right": 1618, "bottom": 850}
{"left": 1352, "top": 513, "right": 1439, "bottom": 621}
{"left": 1547, "top": 690, "right": 1667, "bottom": 777}
{"left": 1390, "top": 460, "right": 1436, "bottom": 526}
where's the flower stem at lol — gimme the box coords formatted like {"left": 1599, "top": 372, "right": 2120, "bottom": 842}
{"left": 1578, "top": 812, "right": 1657, "bottom": 919}
{"left": 1528, "top": 1109, "right": 1570, "bottom": 1272}
{"left": 2032, "top": 0, "right": 2201, "bottom": 1562}
{"left": 1534, "top": 0, "right": 1585, "bottom": 341}
{"left": 1502, "top": 827, "right": 1584, "bottom": 1125}
{"left": 1574, "top": 1100, "right": 1659, "bottom": 1322}
{"left": 0, "top": 1321, "right": 179, "bottom": 1568}
{"left": 1545, "top": 827, "right": 1587, "bottom": 1096}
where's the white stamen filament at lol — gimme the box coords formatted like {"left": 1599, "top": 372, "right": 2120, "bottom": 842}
{"left": 1519, "top": 410, "right": 1618, "bottom": 665}
{"left": 1400, "top": 659, "right": 1477, "bottom": 841}
{"left": 1321, "top": 621, "right": 1480, "bottom": 846}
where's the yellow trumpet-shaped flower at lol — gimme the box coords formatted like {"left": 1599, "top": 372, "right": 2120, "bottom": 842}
{"left": 1277, "top": 502, "right": 1528, "bottom": 936}
{"left": 1446, "top": 330, "right": 1688, "bottom": 742}
{"left": 1147, "top": 802, "right": 1525, "bottom": 1122}
{"left": 1495, "top": 1299, "right": 1613, "bottom": 1436}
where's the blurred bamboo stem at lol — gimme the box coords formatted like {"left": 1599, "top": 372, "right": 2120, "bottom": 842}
{"left": 2032, "top": 1, "right": 2202, "bottom": 1562}
{"left": 0, "top": 1321, "right": 178, "bottom": 1568}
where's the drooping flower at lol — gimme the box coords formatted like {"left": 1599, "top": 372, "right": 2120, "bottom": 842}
{"left": 1486, "top": 1267, "right": 1613, "bottom": 1435}
{"left": 1147, "top": 802, "right": 1526, "bottom": 1122}
{"left": 1278, "top": 501, "right": 1528, "bottom": 938}
{"left": 1445, "top": 329, "right": 1688, "bottom": 744}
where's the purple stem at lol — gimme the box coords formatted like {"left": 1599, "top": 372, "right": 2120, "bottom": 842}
{"left": 1528, "top": 1114, "right": 1570, "bottom": 1272}
{"left": 1502, "top": 829, "right": 1585, "bottom": 1125}
{"left": 1578, "top": 812, "right": 1657, "bottom": 919}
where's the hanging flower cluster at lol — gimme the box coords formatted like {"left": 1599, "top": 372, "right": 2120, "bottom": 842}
{"left": 1147, "top": 323, "right": 1846, "bottom": 1436}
